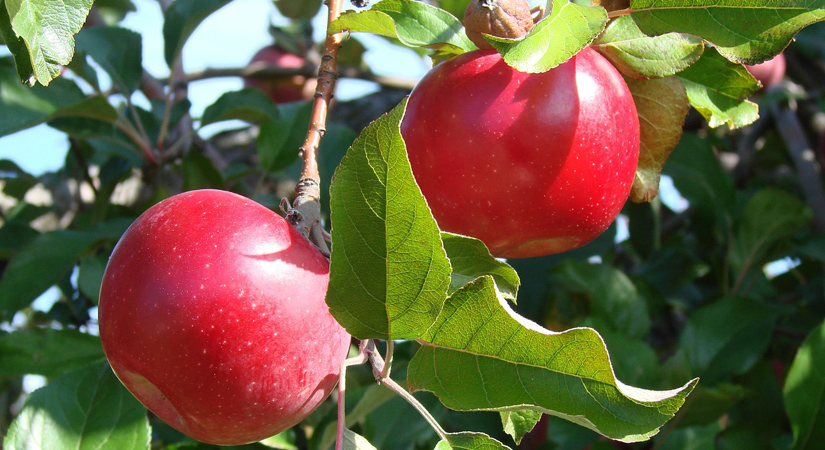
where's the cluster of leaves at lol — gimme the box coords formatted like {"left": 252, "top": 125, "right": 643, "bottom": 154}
{"left": 0, "top": 0, "right": 823, "bottom": 449}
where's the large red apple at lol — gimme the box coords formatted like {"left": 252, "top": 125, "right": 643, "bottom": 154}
{"left": 99, "top": 189, "right": 350, "bottom": 445}
{"left": 401, "top": 47, "right": 639, "bottom": 258}
{"left": 243, "top": 45, "right": 316, "bottom": 103}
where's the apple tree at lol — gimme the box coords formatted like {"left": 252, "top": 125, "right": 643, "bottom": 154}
{"left": 0, "top": 0, "right": 824, "bottom": 449}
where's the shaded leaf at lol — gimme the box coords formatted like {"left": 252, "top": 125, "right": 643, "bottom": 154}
{"left": 500, "top": 410, "right": 542, "bottom": 445}
{"left": 0, "top": 328, "right": 104, "bottom": 378}
{"left": 3, "top": 0, "right": 93, "bottom": 85}
{"left": 182, "top": 149, "right": 224, "bottom": 191}
{"left": 3, "top": 361, "right": 150, "bottom": 450}
{"left": 75, "top": 26, "right": 142, "bottom": 94}
{"left": 409, "top": 276, "right": 697, "bottom": 443}
{"left": 329, "top": 0, "right": 475, "bottom": 56}
{"left": 163, "top": 0, "right": 232, "bottom": 66}
{"left": 486, "top": 0, "right": 608, "bottom": 73}
{"left": 784, "top": 319, "right": 825, "bottom": 450}
{"left": 630, "top": 0, "right": 825, "bottom": 64}
{"left": 327, "top": 98, "right": 451, "bottom": 340}
{"left": 0, "top": 57, "right": 117, "bottom": 137}
{"left": 626, "top": 76, "right": 689, "bottom": 203}
{"left": 201, "top": 89, "right": 280, "bottom": 126}
{"left": 442, "top": 232, "right": 519, "bottom": 302}
{"left": 679, "top": 297, "right": 779, "bottom": 385}
{"left": 549, "top": 260, "right": 651, "bottom": 339}
{"left": 0, "top": 219, "right": 132, "bottom": 320}
{"left": 730, "top": 188, "right": 812, "bottom": 277}
{"left": 677, "top": 47, "right": 759, "bottom": 129}
{"left": 593, "top": 15, "right": 703, "bottom": 79}
{"left": 256, "top": 100, "right": 312, "bottom": 172}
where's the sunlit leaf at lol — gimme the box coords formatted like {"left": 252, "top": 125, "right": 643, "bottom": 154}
{"left": 784, "top": 320, "right": 825, "bottom": 450}
{"left": 409, "top": 276, "right": 697, "bottom": 443}
{"left": 327, "top": 98, "right": 451, "bottom": 340}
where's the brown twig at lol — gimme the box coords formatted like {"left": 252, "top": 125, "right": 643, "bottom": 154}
{"left": 285, "top": 0, "right": 348, "bottom": 255}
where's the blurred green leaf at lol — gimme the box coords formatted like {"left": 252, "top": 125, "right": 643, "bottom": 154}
{"left": 679, "top": 297, "right": 779, "bottom": 384}
{"left": 409, "top": 276, "right": 697, "bottom": 443}
{"left": 0, "top": 159, "right": 38, "bottom": 199}
{"left": 0, "top": 222, "right": 39, "bottom": 259}
{"left": 549, "top": 260, "right": 651, "bottom": 339}
{"left": 78, "top": 253, "right": 107, "bottom": 304}
{"left": 181, "top": 149, "right": 224, "bottom": 191}
{"left": 201, "top": 89, "right": 280, "bottom": 126}
{"left": 2, "top": 0, "right": 93, "bottom": 85}
{"left": 328, "top": 98, "right": 450, "bottom": 340}
{"left": 442, "top": 232, "right": 519, "bottom": 302}
{"left": 163, "top": 0, "right": 232, "bottom": 66}
{"left": 92, "top": 0, "right": 136, "bottom": 25}
{"left": 0, "top": 328, "right": 104, "bottom": 378}
{"left": 630, "top": 0, "right": 825, "bottom": 64}
{"left": 500, "top": 410, "right": 541, "bottom": 446}
{"left": 3, "top": 361, "right": 150, "bottom": 450}
{"left": 0, "top": 218, "right": 131, "bottom": 320}
{"left": 75, "top": 26, "right": 142, "bottom": 94}
{"left": 784, "top": 319, "right": 825, "bottom": 450}
{"left": 677, "top": 47, "right": 759, "bottom": 129}
{"left": 486, "top": 0, "right": 607, "bottom": 73}
{"left": 677, "top": 384, "right": 749, "bottom": 427}
{"left": 652, "top": 422, "right": 723, "bottom": 450}
{"left": 0, "top": 57, "right": 118, "bottom": 137}
{"left": 593, "top": 15, "right": 704, "bottom": 79}
{"left": 329, "top": 0, "right": 474, "bottom": 56}
{"left": 663, "top": 132, "right": 735, "bottom": 219}
{"left": 730, "top": 188, "right": 812, "bottom": 279}
{"left": 256, "top": 101, "right": 312, "bottom": 173}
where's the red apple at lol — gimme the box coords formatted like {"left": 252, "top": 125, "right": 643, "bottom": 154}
{"left": 243, "top": 45, "right": 316, "bottom": 103}
{"left": 99, "top": 189, "right": 350, "bottom": 445}
{"left": 745, "top": 53, "right": 786, "bottom": 89}
{"left": 400, "top": 47, "right": 639, "bottom": 258}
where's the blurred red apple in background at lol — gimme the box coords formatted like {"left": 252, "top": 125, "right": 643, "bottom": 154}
{"left": 244, "top": 45, "right": 316, "bottom": 103}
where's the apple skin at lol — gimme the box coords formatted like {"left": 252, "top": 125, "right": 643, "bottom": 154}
{"left": 400, "top": 48, "right": 639, "bottom": 258}
{"left": 745, "top": 53, "right": 786, "bottom": 89}
{"left": 243, "top": 45, "right": 316, "bottom": 103}
{"left": 99, "top": 189, "right": 351, "bottom": 445}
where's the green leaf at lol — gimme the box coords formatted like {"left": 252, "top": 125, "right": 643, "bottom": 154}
{"left": 408, "top": 276, "right": 697, "bottom": 443}
{"left": 0, "top": 328, "right": 104, "bottom": 378}
{"left": 679, "top": 297, "right": 779, "bottom": 385}
{"left": 630, "top": 0, "right": 825, "bottom": 64}
{"left": 442, "top": 232, "right": 519, "bottom": 302}
{"left": 677, "top": 47, "right": 759, "bottom": 129}
{"left": 78, "top": 254, "right": 107, "bottom": 304}
{"left": 327, "top": 98, "right": 451, "bottom": 340}
{"left": 3, "top": 0, "right": 93, "bottom": 85}
{"left": 784, "top": 319, "right": 825, "bottom": 450}
{"left": 3, "top": 361, "right": 150, "bottom": 450}
{"left": 652, "top": 422, "right": 723, "bottom": 450}
{"left": 549, "top": 260, "right": 651, "bottom": 339}
{"left": 329, "top": 0, "right": 475, "bottom": 55}
{"left": 592, "top": 15, "right": 704, "bottom": 79}
{"left": 201, "top": 89, "right": 280, "bottom": 126}
{"left": 256, "top": 100, "right": 312, "bottom": 173}
{"left": 0, "top": 219, "right": 131, "bottom": 320}
{"left": 730, "top": 188, "right": 812, "bottom": 277}
{"left": 163, "top": 0, "right": 232, "bottom": 66}
{"left": 75, "top": 26, "right": 142, "bottom": 94}
{"left": 500, "top": 410, "right": 542, "bottom": 445}
{"left": 182, "top": 149, "right": 224, "bottom": 191}
{"left": 260, "top": 430, "right": 298, "bottom": 449}
{"left": 0, "top": 1, "right": 33, "bottom": 85}
{"left": 0, "top": 222, "right": 39, "bottom": 259}
{"left": 318, "top": 383, "right": 396, "bottom": 450}
{"left": 436, "top": 432, "right": 512, "bottom": 449}
{"left": 486, "top": 0, "right": 608, "bottom": 73}
{"left": 662, "top": 133, "right": 735, "bottom": 219}
{"left": 342, "top": 428, "right": 378, "bottom": 450}
{"left": 0, "top": 57, "right": 118, "bottom": 137}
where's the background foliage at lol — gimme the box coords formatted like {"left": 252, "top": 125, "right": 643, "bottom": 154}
{"left": 0, "top": 0, "right": 824, "bottom": 449}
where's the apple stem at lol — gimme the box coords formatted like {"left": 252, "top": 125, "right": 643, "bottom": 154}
{"left": 368, "top": 342, "right": 450, "bottom": 443}
{"left": 286, "top": 0, "right": 346, "bottom": 255}
{"left": 335, "top": 340, "right": 373, "bottom": 450}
